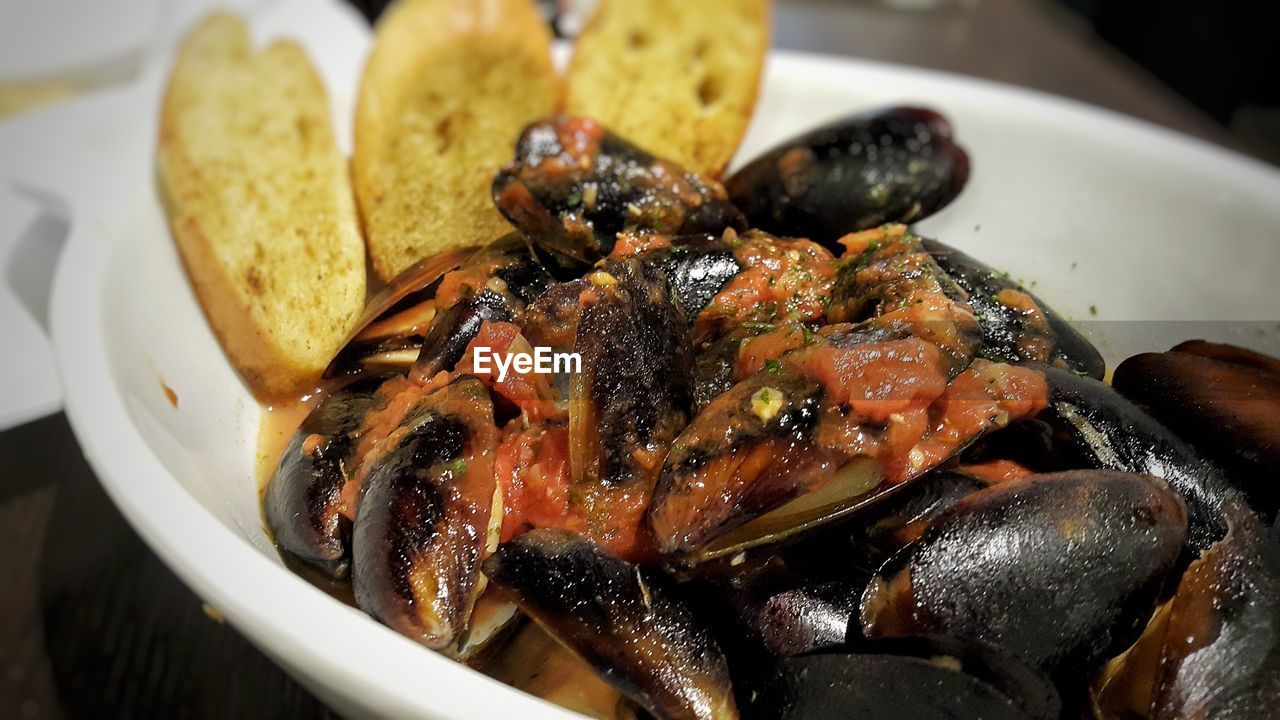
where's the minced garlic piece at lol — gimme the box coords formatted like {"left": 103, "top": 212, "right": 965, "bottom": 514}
{"left": 751, "top": 387, "right": 784, "bottom": 422}
{"left": 588, "top": 271, "right": 618, "bottom": 286}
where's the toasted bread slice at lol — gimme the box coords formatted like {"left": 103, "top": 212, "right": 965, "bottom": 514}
{"left": 158, "top": 13, "right": 366, "bottom": 399}
{"left": 567, "top": 0, "right": 770, "bottom": 178}
{"left": 354, "top": 0, "right": 560, "bottom": 281}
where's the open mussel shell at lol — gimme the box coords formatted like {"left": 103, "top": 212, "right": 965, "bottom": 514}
{"left": 646, "top": 369, "right": 861, "bottom": 565}
{"left": 746, "top": 636, "right": 1060, "bottom": 720}
{"left": 841, "top": 469, "right": 989, "bottom": 566}
{"left": 492, "top": 116, "right": 746, "bottom": 268}
{"left": 1035, "top": 364, "right": 1242, "bottom": 552}
{"left": 480, "top": 622, "right": 640, "bottom": 720}
{"left": 633, "top": 236, "right": 743, "bottom": 321}
{"left": 482, "top": 529, "right": 738, "bottom": 720}
{"left": 409, "top": 295, "right": 512, "bottom": 382}
{"left": 351, "top": 378, "right": 499, "bottom": 650}
{"left": 1113, "top": 345, "right": 1280, "bottom": 516}
{"left": 923, "top": 238, "right": 1105, "bottom": 379}
{"left": 1095, "top": 505, "right": 1280, "bottom": 720}
{"left": 662, "top": 457, "right": 889, "bottom": 569}
{"left": 325, "top": 248, "right": 474, "bottom": 377}
{"left": 263, "top": 374, "right": 391, "bottom": 579}
{"left": 327, "top": 234, "right": 553, "bottom": 378}
{"left": 569, "top": 259, "right": 694, "bottom": 489}
{"left": 860, "top": 470, "right": 1187, "bottom": 675}
{"left": 724, "top": 106, "right": 970, "bottom": 247}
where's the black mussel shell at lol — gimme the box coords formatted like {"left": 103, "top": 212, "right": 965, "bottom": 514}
{"left": 570, "top": 259, "right": 695, "bottom": 490}
{"left": 351, "top": 378, "right": 499, "bottom": 650}
{"left": 263, "top": 374, "right": 390, "bottom": 579}
{"left": 483, "top": 529, "right": 738, "bottom": 720}
{"left": 327, "top": 235, "right": 552, "bottom": 378}
{"left": 1096, "top": 505, "right": 1280, "bottom": 720}
{"left": 924, "top": 238, "right": 1105, "bottom": 379}
{"left": 725, "top": 106, "right": 969, "bottom": 247}
{"left": 493, "top": 116, "right": 745, "bottom": 267}
{"left": 747, "top": 636, "right": 1059, "bottom": 720}
{"left": 634, "top": 236, "right": 743, "bottom": 321}
{"left": 1036, "top": 364, "right": 1242, "bottom": 551}
{"left": 861, "top": 470, "right": 1187, "bottom": 675}
{"left": 1114, "top": 345, "right": 1280, "bottom": 516}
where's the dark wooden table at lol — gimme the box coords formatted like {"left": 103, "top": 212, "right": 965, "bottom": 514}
{"left": 0, "top": 1, "right": 1237, "bottom": 718}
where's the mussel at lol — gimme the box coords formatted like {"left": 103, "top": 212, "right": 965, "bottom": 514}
{"left": 746, "top": 636, "right": 1060, "bottom": 720}
{"left": 827, "top": 225, "right": 981, "bottom": 374}
{"left": 686, "top": 230, "right": 839, "bottom": 409}
{"left": 649, "top": 353, "right": 1047, "bottom": 567}
{"left": 1113, "top": 342, "right": 1280, "bottom": 516}
{"left": 923, "top": 238, "right": 1105, "bottom": 378}
{"left": 724, "top": 106, "right": 970, "bottom": 247}
{"left": 628, "top": 235, "right": 744, "bottom": 321}
{"left": 351, "top": 377, "right": 500, "bottom": 650}
{"left": 841, "top": 469, "right": 990, "bottom": 565}
{"left": 492, "top": 116, "right": 746, "bottom": 267}
{"left": 263, "top": 374, "right": 393, "bottom": 579}
{"left": 511, "top": 259, "right": 696, "bottom": 558}
{"left": 1094, "top": 505, "right": 1280, "bottom": 719}
{"left": 1034, "top": 364, "right": 1240, "bottom": 551}
{"left": 483, "top": 529, "right": 738, "bottom": 720}
{"left": 328, "top": 236, "right": 552, "bottom": 378}
{"left": 860, "top": 470, "right": 1188, "bottom": 675}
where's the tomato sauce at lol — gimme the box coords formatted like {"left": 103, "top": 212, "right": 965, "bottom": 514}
{"left": 695, "top": 231, "right": 837, "bottom": 342}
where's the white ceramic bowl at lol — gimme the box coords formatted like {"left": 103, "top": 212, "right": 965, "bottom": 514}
{"left": 31, "top": 0, "right": 1280, "bottom": 717}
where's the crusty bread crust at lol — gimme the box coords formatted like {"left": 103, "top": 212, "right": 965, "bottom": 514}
{"left": 158, "top": 13, "right": 366, "bottom": 400}
{"left": 567, "top": 0, "right": 770, "bottom": 178}
{"left": 354, "top": 0, "right": 561, "bottom": 281}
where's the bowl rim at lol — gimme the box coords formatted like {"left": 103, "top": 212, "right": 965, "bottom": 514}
{"left": 49, "top": 47, "right": 1280, "bottom": 720}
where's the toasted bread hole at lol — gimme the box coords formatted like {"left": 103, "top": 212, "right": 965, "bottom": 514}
{"left": 697, "top": 73, "right": 723, "bottom": 109}
{"left": 436, "top": 114, "right": 454, "bottom": 152}
{"left": 693, "top": 38, "right": 709, "bottom": 60}
{"left": 627, "top": 31, "right": 649, "bottom": 49}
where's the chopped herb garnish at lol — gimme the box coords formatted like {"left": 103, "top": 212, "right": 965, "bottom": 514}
{"left": 565, "top": 190, "right": 583, "bottom": 208}
{"left": 447, "top": 458, "right": 468, "bottom": 475}
{"left": 764, "top": 358, "right": 782, "bottom": 373}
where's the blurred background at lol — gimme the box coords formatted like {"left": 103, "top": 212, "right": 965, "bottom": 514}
{"left": 0, "top": 0, "right": 1276, "bottom": 718}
